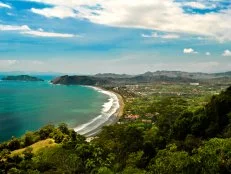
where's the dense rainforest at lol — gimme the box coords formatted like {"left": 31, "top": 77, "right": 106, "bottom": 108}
{"left": 0, "top": 86, "right": 231, "bottom": 174}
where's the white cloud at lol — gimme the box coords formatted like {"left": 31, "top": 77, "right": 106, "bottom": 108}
{"left": 0, "top": 24, "right": 77, "bottom": 38}
{"left": 0, "top": 2, "right": 11, "bottom": 9}
{"left": 183, "top": 2, "right": 206, "bottom": 9}
{"left": 183, "top": 2, "right": 216, "bottom": 9}
{"left": 21, "top": 30, "right": 76, "bottom": 38}
{"left": 0, "top": 60, "right": 18, "bottom": 69}
{"left": 141, "top": 32, "right": 180, "bottom": 39}
{"left": 206, "top": 52, "right": 211, "bottom": 56}
{"left": 0, "top": 24, "right": 30, "bottom": 31}
{"left": 222, "top": 50, "right": 231, "bottom": 57}
{"left": 31, "top": 6, "right": 76, "bottom": 19}
{"left": 26, "top": 0, "right": 231, "bottom": 41}
{"left": 183, "top": 48, "right": 198, "bottom": 54}
{"left": 7, "top": 60, "right": 18, "bottom": 65}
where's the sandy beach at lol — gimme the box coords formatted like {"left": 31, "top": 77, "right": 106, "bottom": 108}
{"left": 111, "top": 91, "right": 124, "bottom": 118}
{"left": 75, "top": 86, "right": 124, "bottom": 138}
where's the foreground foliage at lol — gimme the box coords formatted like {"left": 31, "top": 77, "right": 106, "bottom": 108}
{"left": 0, "top": 86, "right": 231, "bottom": 174}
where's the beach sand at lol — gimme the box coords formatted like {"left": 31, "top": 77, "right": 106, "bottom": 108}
{"left": 94, "top": 86, "right": 124, "bottom": 119}
{"left": 75, "top": 86, "right": 124, "bottom": 140}
{"left": 112, "top": 91, "right": 124, "bottom": 118}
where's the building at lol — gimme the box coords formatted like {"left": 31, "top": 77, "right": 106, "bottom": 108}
{"left": 190, "top": 83, "right": 200, "bottom": 86}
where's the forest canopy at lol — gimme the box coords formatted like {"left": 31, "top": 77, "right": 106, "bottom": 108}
{"left": 0, "top": 86, "right": 231, "bottom": 174}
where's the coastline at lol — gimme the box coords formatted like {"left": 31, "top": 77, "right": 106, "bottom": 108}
{"left": 94, "top": 86, "right": 124, "bottom": 118}
{"left": 74, "top": 86, "right": 124, "bottom": 138}
{"left": 111, "top": 90, "right": 124, "bottom": 118}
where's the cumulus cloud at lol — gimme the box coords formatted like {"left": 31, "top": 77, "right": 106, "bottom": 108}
{"left": 183, "top": 48, "right": 198, "bottom": 54}
{"left": 141, "top": 32, "right": 180, "bottom": 39}
{"left": 0, "top": 2, "right": 11, "bottom": 9}
{"left": 26, "top": 0, "right": 231, "bottom": 41}
{"left": 0, "top": 24, "right": 77, "bottom": 38}
{"left": 31, "top": 6, "right": 76, "bottom": 19}
{"left": 222, "top": 50, "right": 231, "bottom": 57}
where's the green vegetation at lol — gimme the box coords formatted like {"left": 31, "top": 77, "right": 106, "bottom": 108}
{"left": 2, "top": 75, "right": 44, "bottom": 82}
{"left": 51, "top": 71, "right": 231, "bottom": 86}
{"left": 0, "top": 86, "right": 231, "bottom": 173}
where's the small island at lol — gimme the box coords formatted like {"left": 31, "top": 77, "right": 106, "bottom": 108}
{"left": 2, "top": 75, "right": 44, "bottom": 82}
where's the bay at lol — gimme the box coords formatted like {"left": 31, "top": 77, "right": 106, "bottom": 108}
{"left": 0, "top": 76, "right": 109, "bottom": 142}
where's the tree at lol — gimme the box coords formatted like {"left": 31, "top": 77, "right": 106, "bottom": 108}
{"left": 58, "top": 123, "right": 69, "bottom": 135}
{"left": 52, "top": 129, "right": 65, "bottom": 143}
{"left": 38, "top": 124, "right": 55, "bottom": 140}
{"left": 8, "top": 137, "right": 21, "bottom": 151}
{"left": 23, "top": 147, "right": 33, "bottom": 161}
{"left": 148, "top": 144, "right": 194, "bottom": 174}
{"left": 97, "top": 167, "right": 114, "bottom": 174}
{"left": 192, "top": 138, "right": 231, "bottom": 173}
{"left": 24, "top": 132, "right": 36, "bottom": 147}
{"left": 171, "top": 111, "right": 193, "bottom": 140}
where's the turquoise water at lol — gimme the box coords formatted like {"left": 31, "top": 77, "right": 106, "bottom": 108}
{"left": 0, "top": 77, "right": 109, "bottom": 142}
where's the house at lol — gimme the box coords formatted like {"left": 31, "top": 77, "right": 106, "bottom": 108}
{"left": 125, "top": 114, "right": 140, "bottom": 120}
{"left": 190, "top": 83, "right": 200, "bottom": 86}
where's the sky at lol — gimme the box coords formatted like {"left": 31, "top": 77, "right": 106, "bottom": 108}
{"left": 0, "top": 0, "right": 231, "bottom": 74}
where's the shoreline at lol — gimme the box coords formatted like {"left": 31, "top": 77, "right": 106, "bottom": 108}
{"left": 94, "top": 86, "right": 124, "bottom": 118}
{"left": 75, "top": 86, "right": 124, "bottom": 138}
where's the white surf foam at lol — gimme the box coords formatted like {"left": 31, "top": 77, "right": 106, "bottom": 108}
{"left": 74, "top": 86, "right": 120, "bottom": 136}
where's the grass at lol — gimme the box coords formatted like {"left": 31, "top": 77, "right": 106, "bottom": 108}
{"left": 11, "top": 139, "right": 57, "bottom": 157}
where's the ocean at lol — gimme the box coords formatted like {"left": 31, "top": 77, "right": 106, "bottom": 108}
{"left": 0, "top": 76, "right": 119, "bottom": 142}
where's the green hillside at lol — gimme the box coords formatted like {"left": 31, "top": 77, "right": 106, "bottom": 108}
{"left": 0, "top": 86, "right": 231, "bottom": 174}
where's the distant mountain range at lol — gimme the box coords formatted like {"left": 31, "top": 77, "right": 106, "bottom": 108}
{"left": 94, "top": 73, "right": 133, "bottom": 79}
{"left": 94, "top": 71, "right": 231, "bottom": 79}
{"left": 1, "top": 71, "right": 230, "bottom": 85}
{"left": 1, "top": 71, "right": 230, "bottom": 79}
{"left": 52, "top": 71, "right": 231, "bottom": 86}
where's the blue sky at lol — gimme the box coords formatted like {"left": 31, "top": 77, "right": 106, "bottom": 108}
{"left": 0, "top": 0, "right": 231, "bottom": 74}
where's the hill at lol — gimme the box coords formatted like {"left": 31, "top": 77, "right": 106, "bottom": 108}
{"left": 52, "top": 71, "right": 231, "bottom": 86}
{"left": 2, "top": 75, "right": 44, "bottom": 82}
{"left": 52, "top": 75, "right": 111, "bottom": 85}
{"left": 0, "top": 86, "right": 231, "bottom": 173}
{"left": 95, "top": 70, "right": 231, "bottom": 79}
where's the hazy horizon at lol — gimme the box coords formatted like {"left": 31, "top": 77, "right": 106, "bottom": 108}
{"left": 0, "top": 69, "right": 230, "bottom": 76}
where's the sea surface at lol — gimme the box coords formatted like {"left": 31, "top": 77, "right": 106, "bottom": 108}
{"left": 0, "top": 75, "right": 116, "bottom": 142}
